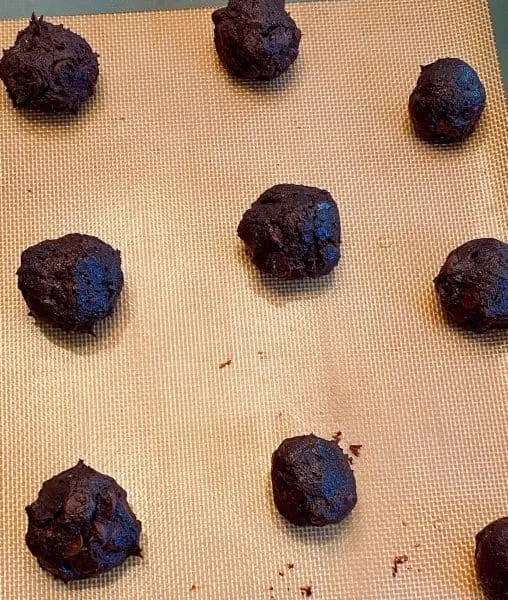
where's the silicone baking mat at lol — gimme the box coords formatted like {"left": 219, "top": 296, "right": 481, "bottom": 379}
{"left": 0, "top": 0, "right": 507, "bottom": 598}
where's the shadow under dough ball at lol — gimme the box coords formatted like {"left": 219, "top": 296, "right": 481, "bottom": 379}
{"left": 17, "top": 233, "right": 123, "bottom": 333}
{"left": 408, "top": 58, "right": 486, "bottom": 143}
{"left": 26, "top": 461, "right": 141, "bottom": 582}
{"left": 238, "top": 184, "right": 341, "bottom": 280}
{"left": 434, "top": 238, "right": 508, "bottom": 333}
{"left": 212, "top": 0, "right": 301, "bottom": 80}
{"left": 0, "top": 14, "right": 98, "bottom": 113}
{"left": 476, "top": 517, "right": 508, "bottom": 599}
{"left": 271, "top": 435, "right": 357, "bottom": 526}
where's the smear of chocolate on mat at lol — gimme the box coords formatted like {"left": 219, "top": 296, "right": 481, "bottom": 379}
{"left": 414, "top": 542, "right": 421, "bottom": 549}
{"left": 402, "top": 520, "right": 408, "bottom": 527}
{"left": 219, "top": 359, "right": 232, "bottom": 369}
{"left": 300, "top": 585, "right": 312, "bottom": 596}
{"left": 349, "top": 444, "right": 362, "bottom": 457}
{"left": 347, "top": 456, "right": 354, "bottom": 465}
{"left": 392, "top": 555, "right": 409, "bottom": 577}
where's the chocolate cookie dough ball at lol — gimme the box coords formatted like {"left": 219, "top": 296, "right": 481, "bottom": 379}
{"left": 212, "top": 0, "right": 301, "bottom": 80}
{"left": 271, "top": 434, "right": 357, "bottom": 526}
{"left": 26, "top": 461, "right": 141, "bottom": 582}
{"left": 434, "top": 238, "right": 508, "bottom": 333}
{"left": 0, "top": 14, "right": 98, "bottom": 114}
{"left": 408, "top": 58, "right": 486, "bottom": 143}
{"left": 475, "top": 517, "right": 508, "bottom": 599}
{"left": 238, "top": 184, "right": 341, "bottom": 279}
{"left": 17, "top": 233, "right": 123, "bottom": 333}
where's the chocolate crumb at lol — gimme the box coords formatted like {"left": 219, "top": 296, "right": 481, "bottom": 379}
{"left": 287, "top": 563, "right": 294, "bottom": 569}
{"left": 300, "top": 585, "right": 312, "bottom": 596}
{"left": 219, "top": 359, "right": 232, "bottom": 369}
{"left": 414, "top": 542, "right": 421, "bottom": 549}
{"left": 348, "top": 456, "right": 354, "bottom": 465}
{"left": 278, "top": 571, "right": 284, "bottom": 576}
{"left": 332, "top": 431, "right": 342, "bottom": 443}
{"left": 392, "top": 555, "right": 409, "bottom": 577}
{"left": 402, "top": 520, "right": 408, "bottom": 527}
{"left": 190, "top": 584, "right": 196, "bottom": 591}
{"left": 27, "top": 189, "right": 32, "bottom": 194}
{"left": 349, "top": 444, "right": 362, "bottom": 457}
{"left": 268, "top": 586, "right": 273, "bottom": 591}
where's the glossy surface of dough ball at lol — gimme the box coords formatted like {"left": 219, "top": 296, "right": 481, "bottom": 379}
{"left": 434, "top": 238, "right": 508, "bottom": 332}
{"left": 271, "top": 434, "right": 357, "bottom": 526}
{"left": 26, "top": 461, "right": 141, "bottom": 582}
{"left": 476, "top": 517, "right": 508, "bottom": 600}
{"left": 17, "top": 233, "right": 123, "bottom": 333}
{"left": 409, "top": 58, "right": 485, "bottom": 143}
{"left": 238, "top": 184, "right": 341, "bottom": 279}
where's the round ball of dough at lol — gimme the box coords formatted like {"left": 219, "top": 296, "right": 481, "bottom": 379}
{"left": 26, "top": 461, "right": 141, "bottom": 582}
{"left": 408, "top": 58, "right": 486, "bottom": 143}
{"left": 238, "top": 184, "right": 341, "bottom": 280}
{"left": 271, "top": 434, "right": 357, "bottom": 526}
{"left": 212, "top": 0, "right": 301, "bottom": 80}
{"left": 475, "top": 517, "right": 508, "bottom": 600}
{"left": 0, "top": 14, "right": 99, "bottom": 114}
{"left": 434, "top": 238, "right": 508, "bottom": 332}
{"left": 17, "top": 233, "right": 123, "bottom": 333}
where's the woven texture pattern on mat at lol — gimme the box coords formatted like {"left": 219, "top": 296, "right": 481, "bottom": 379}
{"left": 0, "top": 1, "right": 507, "bottom": 598}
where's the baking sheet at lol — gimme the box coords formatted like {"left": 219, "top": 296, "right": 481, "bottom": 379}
{"left": 0, "top": 0, "right": 507, "bottom": 598}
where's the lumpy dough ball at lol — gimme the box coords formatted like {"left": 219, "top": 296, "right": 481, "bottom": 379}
{"left": 212, "top": 0, "right": 301, "bottom": 80}
{"left": 475, "top": 517, "right": 508, "bottom": 600}
{"left": 0, "top": 14, "right": 98, "bottom": 114}
{"left": 26, "top": 461, "right": 141, "bottom": 582}
{"left": 238, "top": 184, "right": 341, "bottom": 280}
{"left": 408, "top": 57, "right": 486, "bottom": 143}
{"left": 17, "top": 233, "right": 123, "bottom": 333}
{"left": 434, "top": 238, "right": 508, "bottom": 333}
{"left": 271, "top": 434, "right": 357, "bottom": 526}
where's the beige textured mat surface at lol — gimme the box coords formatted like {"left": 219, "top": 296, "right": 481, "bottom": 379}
{"left": 0, "top": 0, "right": 507, "bottom": 598}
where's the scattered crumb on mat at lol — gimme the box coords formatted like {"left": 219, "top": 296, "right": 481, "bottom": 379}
{"left": 332, "top": 431, "right": 342, "bottom": 443}
{"left": 349, "top": 444, "right": 362, "bottom": 457}
{"left": 392, "top": 555, "right": 409, "bottom": 577}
